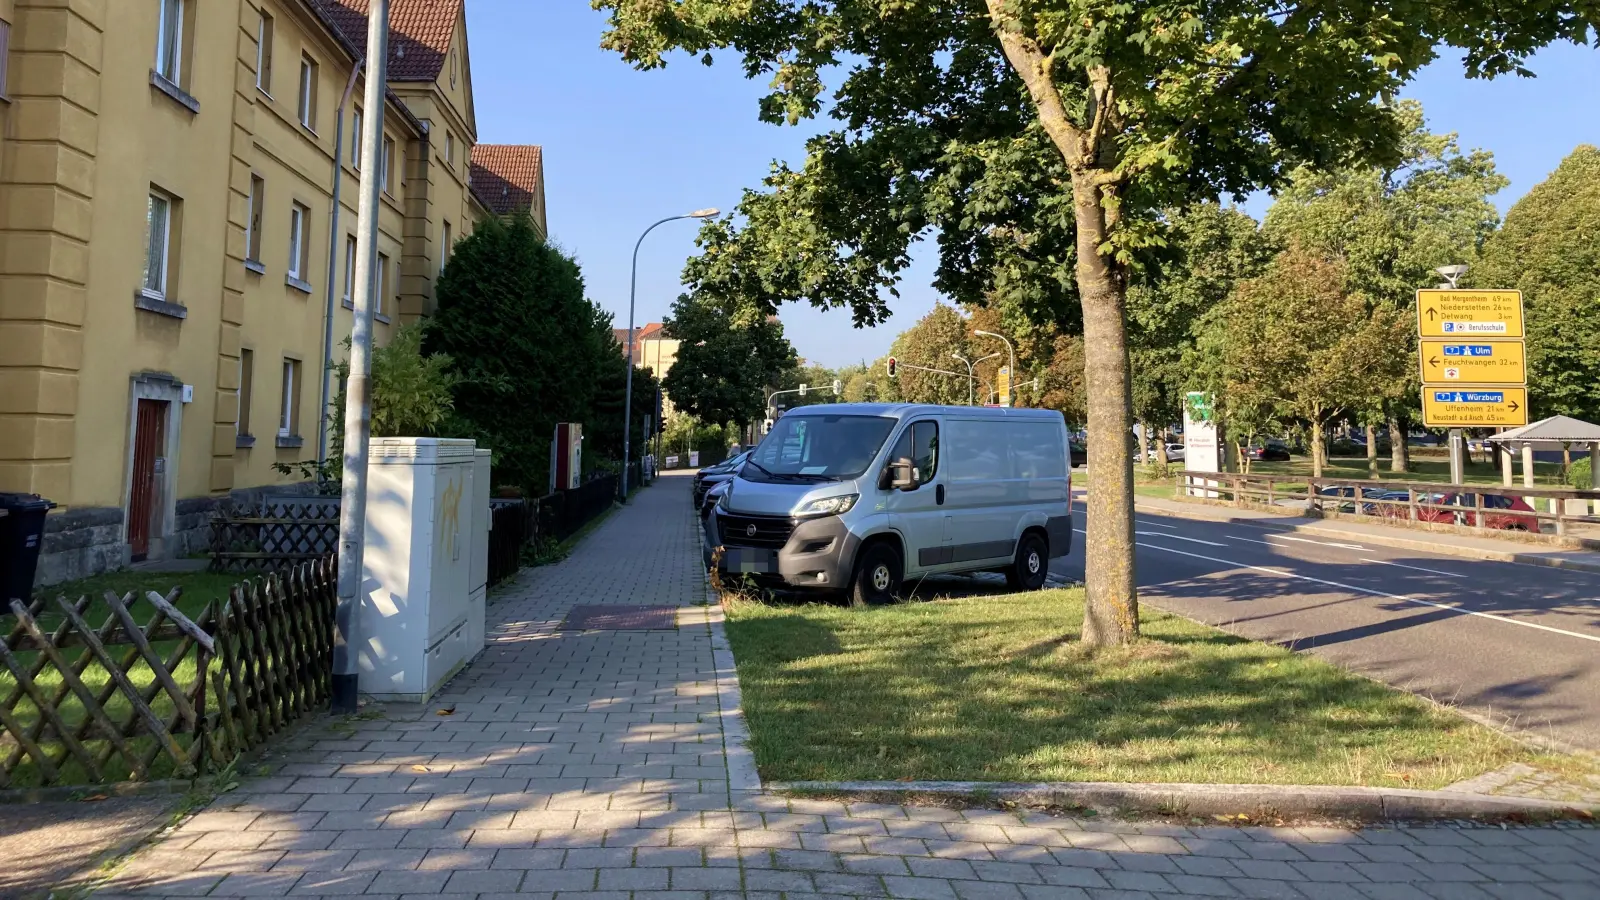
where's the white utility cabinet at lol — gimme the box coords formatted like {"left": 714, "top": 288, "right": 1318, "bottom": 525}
{"left": 466, "top": 448, "right": 492, "bottom": 657}
{"left": 358, "top": 437, "right": 487, "bottom": 702}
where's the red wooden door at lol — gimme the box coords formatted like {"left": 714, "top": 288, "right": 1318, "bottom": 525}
{"left": 129, "top": 399, "right": 168, "bottom": 561}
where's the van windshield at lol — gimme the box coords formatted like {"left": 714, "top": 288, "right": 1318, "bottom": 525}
{"left": 746, "top": 415, "right": 896, "bottom": 481}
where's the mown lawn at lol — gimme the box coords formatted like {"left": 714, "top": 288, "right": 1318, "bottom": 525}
{"left": 724, "top": 588, "right": 1548, "bottom": 789}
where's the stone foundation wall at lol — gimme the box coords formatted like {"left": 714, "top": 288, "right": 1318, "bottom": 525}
{"left": 34, "top": 482, "right": 324, "bottom": 589}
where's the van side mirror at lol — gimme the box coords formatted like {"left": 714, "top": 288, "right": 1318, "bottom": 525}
{"left": 888, "top": 458, "right": 917, "bottom": 491}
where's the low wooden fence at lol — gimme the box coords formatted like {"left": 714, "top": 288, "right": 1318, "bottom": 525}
{"left": 209, "top": 496, "right": 340, "bottom": 573}
{"left": 0, "top": 556, "right": 335, "bottom": 789}
{"left": 1175, "top": 471, "right": 1600, "bottom": 542}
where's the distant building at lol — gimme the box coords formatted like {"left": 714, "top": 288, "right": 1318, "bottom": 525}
{"left": 0, "top": 0, "right": 546, "bottom": 584}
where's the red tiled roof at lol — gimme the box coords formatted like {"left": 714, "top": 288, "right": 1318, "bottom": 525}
{"left": 314, "top": 0, "right": 461, "bottom": 82}
{"left": 614, "top": 323, "right": 666, "bottom": 358}
{"left": 470, "top": 144, "right": 544, "bottom": 216}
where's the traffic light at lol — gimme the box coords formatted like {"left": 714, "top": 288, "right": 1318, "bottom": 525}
{"left": 833, "top": 379, "right": 842, "bottom": 395}
{"left": 799, "top": 383, "right": 808, "bottom": 397}
{"left": 886, "top": 357, "right": 898, "bottom": 378}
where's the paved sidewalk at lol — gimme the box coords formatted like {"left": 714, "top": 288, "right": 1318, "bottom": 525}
{"left": 94, "top": 473, "right": 1600, "bottom": 899}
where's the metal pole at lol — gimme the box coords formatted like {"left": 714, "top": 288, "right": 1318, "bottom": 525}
{"left": 974, "top": 331, "right": 1015, "bottom": 407}
{"left": 953, "top": 354, "right": 974, "bottom": 405}
{"left": 623, "top": 214, "right": 701, "bottom": 498}
{"left": 332, "top": 2, "right": 388, "bottom": 715}
{"left": 318, "top": 57, "right": 365, "bottom": 466}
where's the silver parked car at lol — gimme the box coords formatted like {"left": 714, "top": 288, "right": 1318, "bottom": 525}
{"left": 708, "top": 403, "right": 1073, "bottom": 605}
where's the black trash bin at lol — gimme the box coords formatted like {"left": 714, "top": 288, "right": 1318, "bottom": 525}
{"left": 0, "top": 493, "right": 57, "bottom": 604}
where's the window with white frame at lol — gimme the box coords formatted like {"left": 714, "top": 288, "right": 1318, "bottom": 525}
{"left": 143, "top": 190, "right": 175, "bottom": 298}
{"left": 155, "top": 0, "right": 184, "bottom": 84}
{"left": 350, "top": 107, "right": 362, "bottom": 169}
{"left": 238, "top": 348, "right": 254, "bottom": 437}
{"left": 343, "top": 235, "right": 357, "bottom": 306}
{"left": 297, "top": 54, "right": 318, "bottom": 129}
{"left": 445, "top": 132, "right": 454, "bottom": 166}
{"left": 279, "top": 358, "right": 301, "bottom": 437}
{"left": 246, "top": 175, "right": 265, "bottom": 263}
{"left": 255, "top": 11, "right": 274, "bottom": 93}
{"left": 375, "top": 252, "right": 389, "bottom": 317}
{"left": 0, "top": 20, "right": 13, "bottom": 98}
{"left": 381, "top": 136, "right": 395, "bottom": 194}
{"left": 287, "top": 202, "right": 308, "bottom": 280}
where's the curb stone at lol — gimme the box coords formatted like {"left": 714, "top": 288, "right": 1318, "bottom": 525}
{"left": 768, "top": 779, "right": 1600, "bottom": 821}
{"left": 1133, "top": 498, "right": 1600, "bottom": 575}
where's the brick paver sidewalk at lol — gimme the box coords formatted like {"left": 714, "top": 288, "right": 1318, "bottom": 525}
{"left": 95, "top": 474, "right": 1600, "bottom": 899}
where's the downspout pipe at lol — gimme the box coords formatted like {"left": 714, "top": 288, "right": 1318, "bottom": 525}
{"left": 319, "top": 56, "right": 365, "bottom": 467}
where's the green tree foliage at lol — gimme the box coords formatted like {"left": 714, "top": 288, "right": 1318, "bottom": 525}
{"left": 586, "top": 309, "right": 661, "bottom": 472}
{"left": 661, "top": 294, "right": 798, "bottom": 427}
{"left": 597, "top": 0, "right": 1595, "bottom": 646}
{"left": 888, "top": 305, "right": 974, "bottom": 405}
{"left": 426, "top": 214, "right": 615, "bottom": 492}
{"left": 1265, "top": 102, "right": 1510, "bottom": 469}
{"left": 1197, "top": 248, "right": 1412, "bottom": 476}
{"left": 1472, "top": 146, "right": 1600, "bottom": 423}
{"left": 1131, "top": 204, "right": 1272, "bottom": 443}
{"left": 773, "top": 361, "right": 844, "bottom": 410}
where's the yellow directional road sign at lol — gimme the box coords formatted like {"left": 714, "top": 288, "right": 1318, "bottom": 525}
{"left": 1418, "top": 339, "right": 1527, "bottom": 386}
{"left": 1416, "top": 289, "right": 1524, "bottom": 338}
{"left": 1421, "top": 387, "right": 1528, "bottom": 428}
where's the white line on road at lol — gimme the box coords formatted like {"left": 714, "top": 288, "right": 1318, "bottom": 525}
{"left": 1267, "top": 534, "right": 1370, "bottom": 552}
{"left": 1136, "top": 521, "right": 1180, "bottom": 530}
{"left": 1358, "top": 558, "right": 1466, "bottom": 578}
{"left": 1136, "top": 531, "right": 1226, "bottom": 547}
{"left": 1128, "top": 539, "right": 1600, "bottom": 645}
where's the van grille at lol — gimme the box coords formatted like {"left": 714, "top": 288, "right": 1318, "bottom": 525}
{"left": 717, "top": 512, "right": 796, "bottom": 550}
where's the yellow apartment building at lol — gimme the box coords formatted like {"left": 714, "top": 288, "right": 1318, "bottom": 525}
{"left": 0, "top": 0, "right": 547, "bottom": 585}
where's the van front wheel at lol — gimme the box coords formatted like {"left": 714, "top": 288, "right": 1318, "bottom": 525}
{"left": 850, "top": 543, "right": 902, "bottom": 607}
{"left": 1006, "top": 533, "right": 1049, "bottom": 592}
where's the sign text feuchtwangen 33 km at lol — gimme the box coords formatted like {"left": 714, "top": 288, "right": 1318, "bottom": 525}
{"left": 1416, "top": 289, "right": 1527, "bottom": 427}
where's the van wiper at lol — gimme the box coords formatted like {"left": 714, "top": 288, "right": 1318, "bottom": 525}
{"left": 743, "top": 459, "right": 813, "bottom": 482}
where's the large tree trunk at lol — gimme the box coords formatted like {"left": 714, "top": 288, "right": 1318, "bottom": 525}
{"left": 1072, "top": 182, "right": 1139, "bottom": 647}
{"left": 1311, "top": 419, "right": 1325, "bottom": 478}
{"left": 1388, "top": 416, "right": 1410, "bottom": 473}
{"left": 1365, "top": 424, "right": 1379, "bottom": 479}
{"left": 1156, "top": 429, "right": 1169, "bottom": 467}
{"left": 1138, "top": 420, "right": 1151, "bottom": 466}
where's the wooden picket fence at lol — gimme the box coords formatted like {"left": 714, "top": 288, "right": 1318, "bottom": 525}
{"left": 0, "top": 556, "right": 336, "bottom": 788}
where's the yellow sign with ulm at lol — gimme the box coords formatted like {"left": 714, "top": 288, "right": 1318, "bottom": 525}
{"left": 1418, "top": 339, "right": 1526, "bottom": 386}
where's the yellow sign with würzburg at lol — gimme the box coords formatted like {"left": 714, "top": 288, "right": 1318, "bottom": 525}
{"left": 1418, "top": 339, "right": 1526, "bottom": 386}
{"left": 1415, "top": 289, "right": 1524, "bottom": 338}
{"left": 1421, "top": 387, "right": 1528, "bottom": 428}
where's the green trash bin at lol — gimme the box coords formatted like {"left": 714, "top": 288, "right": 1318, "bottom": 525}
{"left": 0, "top": 493, "right": 57, "bottom": 604}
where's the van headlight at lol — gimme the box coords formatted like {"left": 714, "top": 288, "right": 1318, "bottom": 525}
{"left": 793, "top": 494, "right": 859, "bottom": 518}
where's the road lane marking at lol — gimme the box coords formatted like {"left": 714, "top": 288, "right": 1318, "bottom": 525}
{"left": 1136, "top": 531, "right": 1226, "bottom": 547}
{"left": 1268, "top": 534, "right": 1370, "bottom": 552}
{"left": 1358, "top": 558, "right": 1466, "bottom": 578}
{"left": 1131, "top": 540, "right": 1600, "bottom": 645}
{"left": 1136, "top": 521, "right": 1179, "bottom": 529}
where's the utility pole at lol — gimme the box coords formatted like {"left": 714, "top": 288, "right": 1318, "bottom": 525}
{"left": 1435, "top": 265, "right": 1467, "bottom": 485}
{"left": 332, "top": 1, "right": 389, "bottom": 715}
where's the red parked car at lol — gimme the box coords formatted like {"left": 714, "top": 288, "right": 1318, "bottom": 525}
{"left": 1384, "top": 492, "right": 1540, "bottom": 532}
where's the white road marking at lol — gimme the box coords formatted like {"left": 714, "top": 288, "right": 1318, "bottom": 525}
{"left": 1267, "top": 534, "right": 1370, "bottom": 552}
{"left": 1136, "top": 531, "right": 1226, "bottom": 547}
{"left": 1358, "top": 558, "right": 1466, "bottom": 578}
{"left": 1136, "top": 521, "right": 1180, "bottom": 530}
{"left": 1131, "top": 540, "right": 1600, "bottom": 645}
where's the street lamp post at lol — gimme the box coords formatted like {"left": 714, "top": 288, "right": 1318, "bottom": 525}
{"left": 951, "top": 351, "right": 999, "bottom": 405}
{"left": 622, "top": 208, "right": 718, "bottom": 498}
{"left": 974, "top": 330, "right": 1016, "bottom": 407}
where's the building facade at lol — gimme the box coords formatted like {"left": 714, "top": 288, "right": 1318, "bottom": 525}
{"left": 0, "top": 0, "right": 546, "bottom": 585}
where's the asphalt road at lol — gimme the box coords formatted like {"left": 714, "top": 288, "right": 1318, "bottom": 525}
{"left": 1052, "top": 499, "right": 1600, "bottom": 751}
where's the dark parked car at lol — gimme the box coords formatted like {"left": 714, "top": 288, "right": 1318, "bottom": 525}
{"left": 1315, "top": 485, "right": 1386, "bottom": 514}
{"left": 1244, "top": 440, "right": 1291, "bottom": 462}
{"left": 692, "top": 450, "right": 750, "bottom": 508}
{"left": 1070, "top": 441, "right": 1087, "bottom": 468}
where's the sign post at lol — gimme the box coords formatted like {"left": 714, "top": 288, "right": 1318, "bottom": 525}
{"left": 1182, "top": 392, "right": 1223, "bottom": 498}
{"left": 997, "top": 367, "right": 1013, "bottom": 408}
{"left": 1415, "top": 288, "right": 1527, "bottom": 485}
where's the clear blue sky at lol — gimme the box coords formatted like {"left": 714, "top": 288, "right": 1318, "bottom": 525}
{"left": 466, "top": 2, "right": 1598, "bottom": 369}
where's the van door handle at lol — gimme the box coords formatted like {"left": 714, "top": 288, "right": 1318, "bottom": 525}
{"left": 936, "top": 484, "right": 945, "bottom": 505}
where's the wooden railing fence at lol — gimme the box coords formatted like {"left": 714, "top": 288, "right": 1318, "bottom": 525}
{"left": 0, "top": 555, "right": 336, "bottom": 789}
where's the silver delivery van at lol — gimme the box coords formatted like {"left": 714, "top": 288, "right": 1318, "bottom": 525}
{"left": 709, "top": 403, "right": 1073, "bottom": 604}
